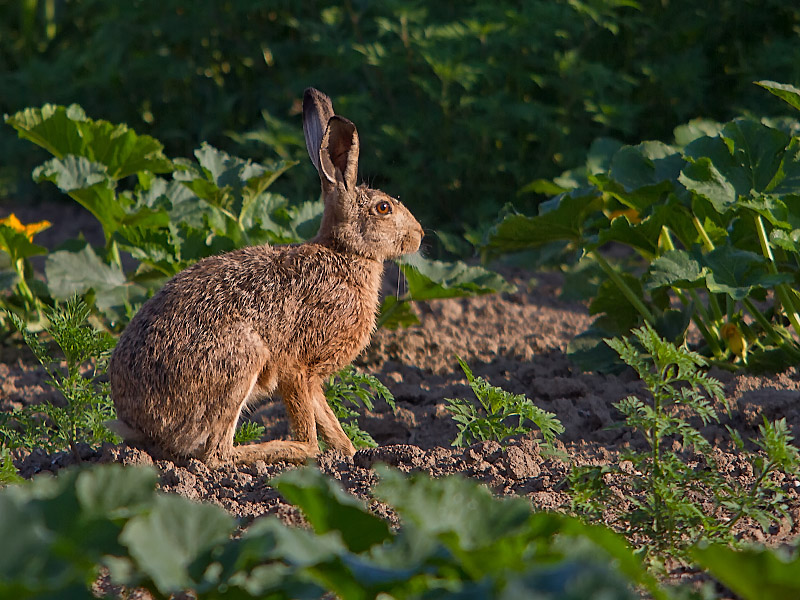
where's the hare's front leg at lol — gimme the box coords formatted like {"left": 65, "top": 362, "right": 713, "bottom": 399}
{"left": 313, "top": 389, "right": 356, "bottom": 457}
{"left": 229, "top": 370, "right": 319, "bottom": 465}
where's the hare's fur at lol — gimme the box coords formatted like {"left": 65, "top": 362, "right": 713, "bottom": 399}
{"left": 108, "top": 89, "right": 423, "bottom": 466}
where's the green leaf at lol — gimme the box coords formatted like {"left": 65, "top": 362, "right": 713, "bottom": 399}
{"left": 484, "top": 191, "right": 604, "bottom": 252}
{"left": 375, "top": 467, "right": 532, "bottom": 551}
{"left": 693, "top": 544, "right": 800, "bottom": 600}
{"left": 673, "top": 119, "right": 724, "bottom": 147}
{"left": 646, "top": 249, "right": 707, "bottom": 290}
{"left": 598, "top": 210, "right": 668, "bottom": 257}
{"left": 679, "top": 157, "right": 737, "bottom": 213}
{"left": 756, "top": 80, "right": 800, "bottom": 112}
{"left": 703, "top": 246, "right": 793, "bottom": 299}
{"left": 606, "top": 141, "right": 684, "bottom": 209}
{"left": 719, "top": 119, "right": 789, "bottom": 194}
{"left": 6, "top": 104, "right": 172, "bottom": 179}
{"left": 120, "top": 493, "right": 234, "bottom": 594}
{"left": 586, "top": 137, "right": 625, "bottom": 175}
{"left": 5, "top": 104, "right": 88, "bottom": 159}
{"left": 45, "top": 243, "right": 146, "bottom": 318}
{"left": 398, "top": 253, "right": 515, "bottom": 301}
{"left": 273, "top": 467, "right": 392, "bottom": 554}
{"left": 681, "top": 119, "right": 793, "bottom": 209}
{"left": 0, "top": 492, "right": 51, "bottom": 586}
{"left": 33, "top": 155, "right": 124, "bottom": 240}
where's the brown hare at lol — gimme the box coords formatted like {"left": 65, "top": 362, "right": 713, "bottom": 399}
{"left": 108, "top": 88, "right": 424, "bottom": 466}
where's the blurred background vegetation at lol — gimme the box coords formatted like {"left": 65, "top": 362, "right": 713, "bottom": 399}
{"left": 2, "top": 0, "right": 800, "bottom": 248}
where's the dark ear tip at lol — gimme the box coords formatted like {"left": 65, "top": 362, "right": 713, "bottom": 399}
{"left": 304, "top": 87, "right": 327, "bottom": 105}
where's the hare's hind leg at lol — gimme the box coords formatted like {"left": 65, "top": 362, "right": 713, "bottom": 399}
{"left": 313, "top": 390, "right": 356, "bottom": 456}
{"left": 230, "top": 370, "right": 320, "bottom": 465}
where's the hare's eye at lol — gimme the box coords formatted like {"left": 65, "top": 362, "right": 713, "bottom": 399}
{"left": 375, "top": 200, "right": 392, "bottom": 215}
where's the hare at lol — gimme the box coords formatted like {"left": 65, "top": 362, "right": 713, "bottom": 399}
{"left": 108, "top": 88, "right": 424, "bottom": 466}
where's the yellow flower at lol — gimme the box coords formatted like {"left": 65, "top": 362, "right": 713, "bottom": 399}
{"left": 720, "top": 322, "right": 746, "bottom": 358}
{"left": 0, "top": 213, "right": 51, "bottom": 241}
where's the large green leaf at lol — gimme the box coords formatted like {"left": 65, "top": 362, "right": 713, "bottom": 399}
{"left": 33, "top": 155, "right": 124, "bottom": 240}
{"left": 679, "top": 157, "right": 738, "bottom": 213}
{"left": 703, "top": 246, "right": 793, "bottom": 299}
{"left": 693, "top": 543, "right": 800, "bottom": 600}
{"left": 375, "top": 467, "right": 532, "bottom": 552}
{"left": 4, "top": 104, "right": 88, "bottom": 159}
{"left": 398, "top": 253, "right": 516, "bottom": 301}
{"left": 767, "top": 136, "right": 800, "bottom": 197}
{"left": 75, "top": 465, "right": 159, "bottom": 519}
{"left": 0, "top": 493, "right": 52, "bottom": 587}
{"left": 680, "top": 118, "right": 798, "bottom": 211}
{"left": 719, "top": 119, "right": 789, "bottom": 194}
{"left": 484, "top": 191, "right": 605, "bottom": 253}
{"left": 120, "top": 493, "right": 234, "bottom": 594}
{"left": 272, "top": 467, "right": 392, "bottom": 554}
{"left": 603, "top": 141, "right": 684, "bottom": 210}
{"left": 45, "top": 243, "right": 146, "bottom": 318}
{"left": 6, "top": 104, "right": 173, "bottom": 179}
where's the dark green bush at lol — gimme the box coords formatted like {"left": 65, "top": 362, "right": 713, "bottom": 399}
{"left": 2, "top": 1, "right": 800, "bottom": 236}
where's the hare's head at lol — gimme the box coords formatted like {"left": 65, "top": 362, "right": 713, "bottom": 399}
{"left": 303, "top": 88, "right": 424, "bottom": 261}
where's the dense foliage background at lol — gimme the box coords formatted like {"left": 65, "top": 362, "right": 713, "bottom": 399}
{"left": 2, "top": 0, "right": 800, "bottom": 238}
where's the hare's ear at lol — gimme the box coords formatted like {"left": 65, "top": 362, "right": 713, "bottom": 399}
{"left": 303, "top": 88, "right": 335, "bottom": 176}
{"left": 320, "top": 116, "right": 359, "bottom": 191}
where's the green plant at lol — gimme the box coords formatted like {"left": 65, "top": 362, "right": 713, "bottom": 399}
{"left": 486, "top": 82, "right": 800, "bottom": 372}
{"left": 569, "top": 323, "right": 800, "bottom": 565}
{"left": 1, "top": 298, "right": 118, "bottom": 459}
{"left": 0, "top": 462, "right": 669, "bottom": 599}
{"left": 233, "top": 421, "right": 267, "bottom": 446}
{"left": 445, "top": 356, "right": 564, "bottom": 450}
{"left": 324, "top": 365, "right": 396, "bottom": 449}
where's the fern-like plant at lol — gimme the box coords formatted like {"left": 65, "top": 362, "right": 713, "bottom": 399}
{"left": 445, "top": 356, "right": 563, "bottom": 449}
{"left": 2, "top": 298, "right": 118, "bottom": 460}
{"left": 569, "top": 323, "right": 800, "bottom": 565}
{"left": 324, "top": 365, "right": 396, "bottom": 450}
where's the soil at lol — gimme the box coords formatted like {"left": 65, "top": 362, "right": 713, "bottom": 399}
{"left": 3, "top": 200, "right": 800, "bottom": 597}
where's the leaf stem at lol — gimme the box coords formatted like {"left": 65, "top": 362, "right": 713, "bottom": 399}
{"left": 754, "top": 214, "right": 800, "bottom": 339}
{"left": 590, "top": 250, "right": 656, "bottom": 325}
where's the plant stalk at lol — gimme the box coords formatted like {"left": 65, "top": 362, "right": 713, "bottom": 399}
{"left": 590, "top": 250, "right": 656, "bottom": 325}
{"left": 754, "top": 214, "right": 800, "bottom": 339}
